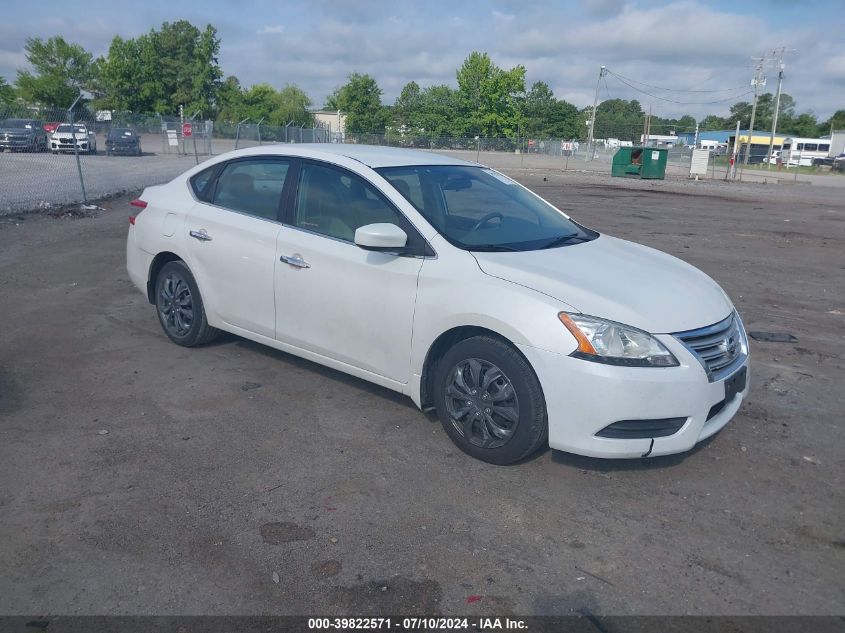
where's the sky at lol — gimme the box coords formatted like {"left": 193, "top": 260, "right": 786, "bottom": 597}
{"left": 1, "top": 0, "right": 843, "bottom": 121}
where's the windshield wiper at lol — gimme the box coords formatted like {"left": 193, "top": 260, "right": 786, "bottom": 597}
{"left": 468, "top": 244, "right": 520, "bottom": 252}
{"left": 540, "top": 233, "right": 590, "bottom": 249}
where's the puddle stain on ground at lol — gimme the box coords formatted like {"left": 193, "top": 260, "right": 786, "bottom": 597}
{"left": 259, "top": 522, "right": 316, "bottom": 544}
{"left": 311, "top": 560, "right": 342, "bottom": 578}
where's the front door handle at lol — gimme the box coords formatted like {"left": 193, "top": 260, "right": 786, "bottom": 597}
{"left": 189, "top": 229, "right": 212, "bottom": 242}
{"left": 280, "top": 254, "right": 311, "bottom": 269}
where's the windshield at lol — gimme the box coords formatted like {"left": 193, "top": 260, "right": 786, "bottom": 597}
{"left": 376, "top": 165, "right": 597, "bottom": 251}
{"left": 1, "top": 119, "right": 36, "bottom": 129}
{"left": 108, "top": 128, "right": 135, "bottom": 139}
{"left": 56, "top": 124, "right": 87, "bottom": 134}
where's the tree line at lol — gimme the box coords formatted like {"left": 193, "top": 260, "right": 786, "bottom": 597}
{"left": 1, "top": 21, "right": 842, "bottom": 141}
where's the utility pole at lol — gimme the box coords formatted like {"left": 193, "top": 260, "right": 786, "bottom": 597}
{"left": 741, "top": 58, "right": 766, "bottom": 171}
{"left": 726, "top": 119, "right": 741, "bottom": 181}
{"left": 586, "top": 65, "right": 606, "bottom": 161}
{"left": 766, "top": 47, "right": 793, "bottom": 170}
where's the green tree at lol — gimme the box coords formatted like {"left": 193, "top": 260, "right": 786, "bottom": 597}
{"left": 0, "top": 76, "right": 15, "bottom": 107}
{"left": 592, "top": 98, "right": 644, "bottom": 142}
{"left": 727, "top": 100, "right": 752, "bottom": 127}
{"left": 455, "top": 52, "right": 525, "bottom": 137}
{"left": 215, "top": 75, "right": 244, "bottom": 121}
{"left": 520, "top": 81, "right": 579, "bottom": 138}
{"left": 330, "top": 73, "right": 388, "bottom": 133}
{"left": 700, "top": 114, "right": 727, "bottom": 130}
{"left": 96, "top": 35, "right": 146, "bottom": 110}
{"left": 97, "top": 21, "right": 222, "bottom": 115}
{"left": 820, "top": 109, "right": 845, "bottom": 133}
{"left": 786, "top": 112, "right": 820, "bottom": 137}
{"left": 218, "top": 82, "right": 313, "bottom": 127}
{"left": 15, "top": 36, "right": 94, "bottom": 108}
{"left": 274, "top": 84, "right": 313, "bottom": 126}
{"left": 543, "top": 99, "right": 580, "bottom": 139}
{"left": 394, "top": 81, "right": 421, "bottom": 131}
{"left": 416, "top": 85, "right": 460, "bottom": 137}
{"left": 523, "top": 81, "right": 555, "bottom": 135}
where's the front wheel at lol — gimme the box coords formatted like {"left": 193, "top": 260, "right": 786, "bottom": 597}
{"left": 434, "top": 336, "right": 547, "bottom": 465}
{"left": 154, "top": 261, "right": 220, "bottom": 347}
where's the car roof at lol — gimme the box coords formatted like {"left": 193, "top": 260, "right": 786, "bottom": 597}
{"left": 230, "top": 143, "right": 478, "bottom": 169}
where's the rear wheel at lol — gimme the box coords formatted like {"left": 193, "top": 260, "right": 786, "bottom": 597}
{"left": 154, "top": 261, "right": 220, "bottom": 347}
{"left": 434, "top": 336, "right": 547, "bottom": 465}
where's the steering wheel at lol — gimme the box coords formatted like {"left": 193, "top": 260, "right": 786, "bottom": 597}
{"left": 471, "top": 212, "right": 504, "bottom": 232}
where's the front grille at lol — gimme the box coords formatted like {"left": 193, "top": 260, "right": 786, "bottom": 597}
{"left": 673, "top": 312, "right": 747, "bottom": 382}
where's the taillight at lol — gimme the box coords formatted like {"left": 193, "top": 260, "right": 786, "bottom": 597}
{"left": 129, "top": 198, "right": 147, "bottom": 225}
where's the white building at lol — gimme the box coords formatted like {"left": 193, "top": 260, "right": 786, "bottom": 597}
{"left": 312, "top": 110, "right": 347, "bottom": 142}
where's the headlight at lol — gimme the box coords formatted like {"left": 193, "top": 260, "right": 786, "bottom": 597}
{"left": 558, "top": 313, "right": 679, "bottom": 367}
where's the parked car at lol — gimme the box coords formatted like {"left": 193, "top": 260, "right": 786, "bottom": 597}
{"left": 812, "top": 153, "right": 845, "bottom": 167}
{"left": 126, "top": 145, "right": 750, "bottom": 464}
{"left": 50, "top": 123, "right": 97, "bottom": 154}
{"left": 105, "top": 127, "right": 141, "bottom": 156}
{"left": 0, "top": 118, "right": 48, "bottom": 152}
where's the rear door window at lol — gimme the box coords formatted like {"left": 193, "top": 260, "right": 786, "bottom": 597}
{"left": 210, "top": 159, "right": 291, "bottom": 221}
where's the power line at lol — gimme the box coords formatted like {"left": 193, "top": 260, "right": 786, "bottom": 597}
{"left": 605, "top": 69, "right": 748, "bottom": 94}
{"left": 606, "top": 71, "right": 754, "bottom": 105}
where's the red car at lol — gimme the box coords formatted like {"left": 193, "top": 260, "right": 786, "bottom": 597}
{"left": 43, "top": 122, "right": 61, "bottom": 135}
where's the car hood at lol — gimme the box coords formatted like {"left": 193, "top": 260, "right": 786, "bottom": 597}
{"left": 53, "top": 132, "right": 88, "bottom": 138}
{"left": 0, "top": 128, "right": 35, "bottom": 134}
{"left": 472, "top": 234, "right": 733, "bottom": 333}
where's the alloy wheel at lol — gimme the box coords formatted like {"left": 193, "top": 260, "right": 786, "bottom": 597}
{"left": 444, "top": 358, "right": 520, "bottom": 449}
{"left": 158, "top": 273, "right": 194, "bottom": 337}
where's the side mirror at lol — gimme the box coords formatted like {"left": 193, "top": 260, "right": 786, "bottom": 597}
{"left": 354, "top": 223, "right": 408, "bottom": 253}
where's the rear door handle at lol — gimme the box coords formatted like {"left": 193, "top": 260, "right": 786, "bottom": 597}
{"left": 280, "top": 254, "right": 310, "bottom": 268}
{"left": 189, "top": 229, "right": 212, "bottom": 242}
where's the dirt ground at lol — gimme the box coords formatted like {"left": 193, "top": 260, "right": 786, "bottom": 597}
{"left": 0, "top": 169, "right": 843, "bottom": 616}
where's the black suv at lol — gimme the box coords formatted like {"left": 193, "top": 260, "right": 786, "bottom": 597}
{"left": 105, "top": 127, "right": 141, "bottom": 156}
{"left": 0, "top": 118, "right": 48, "bottom": 152}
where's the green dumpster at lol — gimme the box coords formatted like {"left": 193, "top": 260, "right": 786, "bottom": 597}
{"left": 611, "top": 146, "right": 668, "bottom": 179}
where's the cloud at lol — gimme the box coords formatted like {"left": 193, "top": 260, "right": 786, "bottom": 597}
{"left": 823, "top": 54, "right": 845, "bottom": 83}
{"left": 257, "top": 25, "right": 285, "bottom": 35}
{"left": 0, "top": 0, "right": 840, "bottom": 120}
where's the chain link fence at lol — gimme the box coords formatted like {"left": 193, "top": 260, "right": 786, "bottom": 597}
{"left": 0, "top": 107, "right": 332, "bottom": 215}
{"left": 3, "top": 110, "right": 836, "bottom": 216}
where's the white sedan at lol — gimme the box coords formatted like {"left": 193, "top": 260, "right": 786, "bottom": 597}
{"left": 126, "top": 144, "right": 749, "bottom": 464}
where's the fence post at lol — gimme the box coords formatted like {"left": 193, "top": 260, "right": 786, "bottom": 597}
{"left": 67, "top": 97, "right": 87, "bottom": 204}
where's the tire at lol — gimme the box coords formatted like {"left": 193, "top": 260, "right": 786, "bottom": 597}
{"left": 433, "top": 336, "right": 547, "bottom": 465}
{"left": 154, "top": 260, "right": 221, "bottom": 347}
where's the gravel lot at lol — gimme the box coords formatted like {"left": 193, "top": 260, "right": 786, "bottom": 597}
{"left": 0, "top": 166, "right": 843, "bottom": 616}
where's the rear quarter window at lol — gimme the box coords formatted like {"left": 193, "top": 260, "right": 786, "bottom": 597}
{"left": 190, "top": 166, "right": 217, "bottom": 202}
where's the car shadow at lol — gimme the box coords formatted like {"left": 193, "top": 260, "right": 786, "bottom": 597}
{"left": 208, "top": 333, "right": 419, "bottom": 411}
{"left": 198, "top": 333, "right": 719, "bottom": 469}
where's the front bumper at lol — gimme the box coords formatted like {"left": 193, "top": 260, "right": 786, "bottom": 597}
{"left": 0, "top": 137, "right": 36, "bottom": 149}
{"left": 107, "top": 143, "right": 139, "bottom": 155}
{"left": 518, "top": 335, "right": 750, "bottom": 459}
{"left": 51, "top": 139, "right": 90, "bottom": 152}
